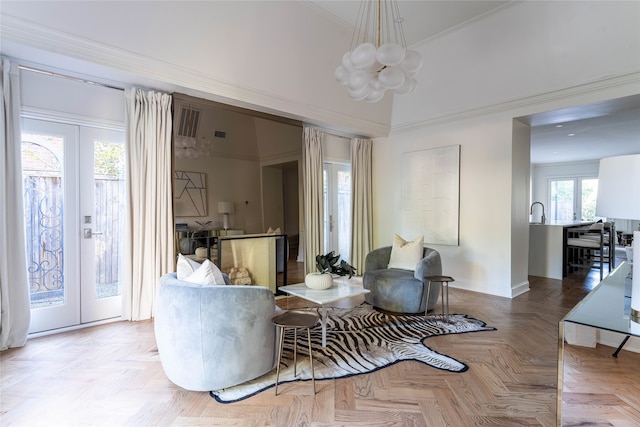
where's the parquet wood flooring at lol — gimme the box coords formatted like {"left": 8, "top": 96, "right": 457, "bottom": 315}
{"left": 2, "top": 259, "right": 638, "bottom": 426}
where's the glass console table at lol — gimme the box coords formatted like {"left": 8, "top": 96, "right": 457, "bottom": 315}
{"left": 557, "top": 261, "right": 635, "bottom": 426}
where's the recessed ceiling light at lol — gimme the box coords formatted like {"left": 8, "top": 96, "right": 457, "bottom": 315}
{"left": 568, "top": 133, "right": 575, "bottom": 137}
{"left": 556, "top": 124, "right": 563, "bottom": 128}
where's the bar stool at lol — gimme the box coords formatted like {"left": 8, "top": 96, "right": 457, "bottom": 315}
{"left": 272, "top": 310, "right": 319, "bottom": 395}
{"left": 424, "top": 275, "right": 454, "bottom": 322}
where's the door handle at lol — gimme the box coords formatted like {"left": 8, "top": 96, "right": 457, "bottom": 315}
{"left": 83, "top": 229, "right": 103, "bottom": 239}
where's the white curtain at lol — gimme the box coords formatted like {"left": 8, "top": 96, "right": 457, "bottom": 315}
{"left": 302, "top": 127, "right": 324, "bottom": 275}
{"left": 0, "top": 60, "right": 31, "bottom": 349}
{"left": 350, "top": 138, "right": 373, "bottom": 274}
{"left": 122, "top": 88, "right": 174, "bottom": 321}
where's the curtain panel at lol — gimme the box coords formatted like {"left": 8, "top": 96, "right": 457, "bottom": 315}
{"left": 122, "top": 88, "right": 174, "bottom": 321}
{"left": 350, "top": 138, "right": 373, "bottom": 274}
{"left": 0, "top": 60, "right": 31, "bottom": 349}
{"left": 302, "top": 127, "right": 324, "bottom": 275}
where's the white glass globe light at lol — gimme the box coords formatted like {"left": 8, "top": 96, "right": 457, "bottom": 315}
{"left": 400, "top": 50, "right": 423, "bottom": 73}
{"left": 368, "top": 74, "right": 382, "bottom": 91}
{"left": 350, "top": 43, "right": 377, "bottom": 70}
{"left": 393, "top": 74, "right": 418, "bottom": 94}
{"left": 378, "top": 66, "right": 405, "bottom": 89}
{"left": 348, "top": 69, "right": 370, "bottom": 91}
{"left": 335, "top": 66, "right": 349, "bottom": 85}
{"left": 365, "top": 89, "right": 385, "bottom": 103}
{"left": 348, "top": 85, "right": 370, "bottom": 100}
{"left": 376, "top": 43, "right": 406, "bottom": 67}
{"left": 366, "top": 60, "right": 384, "bottom": 73}
{"left": 342, "top": 51, "right": 355, "bottom": 71}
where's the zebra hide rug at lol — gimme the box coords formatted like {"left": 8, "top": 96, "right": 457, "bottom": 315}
{"left": 210, "top": 303, "right": 495, "bottom": 403}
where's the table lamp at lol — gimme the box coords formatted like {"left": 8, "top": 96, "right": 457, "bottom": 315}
{"left": 595, "top": 154, "right": 640, "bottom": 322}
{"left": 218, "top": 201, "right": 234, "bottom": 230}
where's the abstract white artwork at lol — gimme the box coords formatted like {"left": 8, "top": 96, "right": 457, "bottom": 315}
{"left": 174, "top": 171, "right": 207, "bottom": 216}
{"left": 401, "top": 145, "right": 460, "bottom": 246}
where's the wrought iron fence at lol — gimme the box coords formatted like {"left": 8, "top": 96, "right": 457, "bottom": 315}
{"left": 25, "top": 174, "right": 124, "bottom": 306}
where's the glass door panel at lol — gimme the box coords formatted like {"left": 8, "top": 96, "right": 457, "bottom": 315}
{"left": 580, "top": 178, "right": 598, "bottom": 221}
{"left": 23, "top": 120, "right": 80, "bottom": 333}
{"left": 323, "top": 163, "right": 352, "bottom": 262}
{"left": 80, "top": 127, "right": 125, "bottom": 323}
{"left": 549, "top": 179, "right": 575, "bottom": 221}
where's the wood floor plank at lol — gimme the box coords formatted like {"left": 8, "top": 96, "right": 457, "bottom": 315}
{"left": 2, "top": 258, "right": 639, "bottom": 426}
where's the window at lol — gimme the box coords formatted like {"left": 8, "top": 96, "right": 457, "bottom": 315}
{"left": 548, "top": 177, "right": 599, "bottom": 221}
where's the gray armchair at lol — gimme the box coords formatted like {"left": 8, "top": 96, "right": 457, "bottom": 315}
{"left": 154, "top": 273, "right": 279, "bottom": 391}
{"left": 363, "top": 246, "right": 442, "bottom": 314}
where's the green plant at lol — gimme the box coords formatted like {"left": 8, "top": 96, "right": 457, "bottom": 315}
{"left": 315, "top": 251, "right": 357, "bottom": 278}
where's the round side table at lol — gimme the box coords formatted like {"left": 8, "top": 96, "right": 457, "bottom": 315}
{"left": 272, "top": 310, "right": 319, "bottom": 395}
{"left": 424, "top": 275, "right": 455, "bottom": 322}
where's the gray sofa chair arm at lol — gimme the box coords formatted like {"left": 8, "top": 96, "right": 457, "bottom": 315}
{"left": 365, "top": 246, "right": 393, "bottom": 271}
{"left": 154, "top": 273, "right": 278, "bottom": 391}
{"left": 414, "top": 248, "right": 442, "bottom": 282}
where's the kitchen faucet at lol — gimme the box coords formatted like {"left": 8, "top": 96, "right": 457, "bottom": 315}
{"left": 530, "top": 202, "right": 546, "bottom": 224}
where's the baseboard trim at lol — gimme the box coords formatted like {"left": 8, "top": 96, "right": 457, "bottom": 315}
{"left": 511, "top": 280, "right": 530, "bottom": 298}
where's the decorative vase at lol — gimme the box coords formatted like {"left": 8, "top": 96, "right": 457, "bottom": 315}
{"left": 305, "top": 272, "right": 333, "bottom": 290}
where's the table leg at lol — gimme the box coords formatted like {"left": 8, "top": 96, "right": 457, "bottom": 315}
{"left": 321, "top": 306, "right": 327, "bottom": 347}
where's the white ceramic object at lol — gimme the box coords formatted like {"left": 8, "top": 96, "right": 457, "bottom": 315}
{"left": 305, "top": 272, "right": 333, "bottom": 290}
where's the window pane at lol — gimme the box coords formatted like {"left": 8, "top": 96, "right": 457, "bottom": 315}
{"left": 22, "top": 133, "right": 65, "bottom": 308}
{"left": 94, "top": 140, "right": 125, "bottom": 299}
{"left": 550, "top": 179, "right": 574, "bottom": 221}
{"left": 580, "top": 178, "right": 598, "bottom": 221}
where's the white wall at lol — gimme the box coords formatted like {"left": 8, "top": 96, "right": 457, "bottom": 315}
{"left": 21, "top": 68, "right": 124, "bottom": 127}
{"left": 378, "top": 1, "right": 639, "bottom": 298}
{"left": 392, "top": 1, "right": 640, "bottom": 128}
{"left": 377, "top": 114, "right": 518, "bottom": 297}
{"left": 1, "top": 0, "right": 392, "bottom": 136}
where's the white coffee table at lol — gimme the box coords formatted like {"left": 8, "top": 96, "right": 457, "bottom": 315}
{"left": 278, "top": 277, "right": 370, "bottom": 347}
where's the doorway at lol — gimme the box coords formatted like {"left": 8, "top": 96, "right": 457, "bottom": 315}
{"left": 323, "top": 162, "right": 351, "bottom": 262}
{"left": 22, "top": 119, "right": 125, "bottom": 333}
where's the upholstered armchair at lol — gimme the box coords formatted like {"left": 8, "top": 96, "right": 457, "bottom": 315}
{"left": 154, "top": 273, "right": 279, "bottom": 391}
{"left": 363, "top": 246, "right": 442, "bottom": 314}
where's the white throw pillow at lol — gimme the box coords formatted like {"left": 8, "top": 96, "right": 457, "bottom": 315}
{"left": 266, "top": 227, "right": 281, "bottom": 235}
{"left": 176, "top": 253, "right": 202, "bottom": 280}
{"left": 387, "top": 234, "right": 424, "bottom": 270}
{"left": 183, "top": 259, "right": 227, "bottom": 286}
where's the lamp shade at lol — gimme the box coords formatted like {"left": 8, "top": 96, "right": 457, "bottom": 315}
{"left": 218, "top": 201, "right": 234, "bottom": 214}
{"left": 595, "top": 154, "right": 640, "bottom": 220}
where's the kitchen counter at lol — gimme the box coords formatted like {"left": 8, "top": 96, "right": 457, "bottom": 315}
{"left": 528, "top": 220, "right": 594, "bottom": 279}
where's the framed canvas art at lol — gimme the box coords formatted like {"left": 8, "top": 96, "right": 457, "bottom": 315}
{"left": 401, "top": 145, "right": 460, "bottom": 246}
{"left": 174, "top": 171, "right": 207, "bottom": 216}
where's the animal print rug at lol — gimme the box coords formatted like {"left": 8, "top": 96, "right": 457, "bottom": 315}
{"left": 210, "top": 303, "right": 495, "bottom": 403}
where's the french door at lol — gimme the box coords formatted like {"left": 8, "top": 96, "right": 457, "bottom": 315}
{"left": 548, "top": 177, "right": 599, "bottom": 222}
{"left": 323, "top": 162, "right": 351, "bottom": 262}
{"left": 22, "top": 119, "right": 125, "bottom": 333}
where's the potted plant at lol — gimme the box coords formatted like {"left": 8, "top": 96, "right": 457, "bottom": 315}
{"left": 305, "top": 251, "right": 357, "bottom": 290}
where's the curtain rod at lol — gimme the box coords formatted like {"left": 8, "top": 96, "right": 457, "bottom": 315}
{"left": 18, "top": 64, "right": 125, "bottom": 92}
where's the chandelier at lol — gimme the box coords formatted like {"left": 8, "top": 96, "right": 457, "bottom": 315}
{"left": 335, "top": 0, "right": 422, "bottom": 102}
{"left": 174, "top": 136, "right": 210, "bottom": 159}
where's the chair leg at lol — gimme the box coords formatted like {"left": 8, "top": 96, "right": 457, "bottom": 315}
{"left": 425, "top": 280, "right": 432, "bottom": 318}
{"left": 307, "top": 327, "right": 315, "bottom": 394}
{"left": 293, "top": 328, "right": 298, "bottom": 377}
{"left": 274, "top": 326, "right": 285, "bottom": 396}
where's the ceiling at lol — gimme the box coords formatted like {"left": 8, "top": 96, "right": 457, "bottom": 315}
{"left": 307, "top": 0, "right": 511, "bottom": 46}
{"left": 309, "top": 0, "right": 640, "bottom": 165}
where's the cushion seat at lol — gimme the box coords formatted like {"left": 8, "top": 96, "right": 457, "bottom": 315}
{"left": 566, "top": 237, "right": 602, "bottom": 248}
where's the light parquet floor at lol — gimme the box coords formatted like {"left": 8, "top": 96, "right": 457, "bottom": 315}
{"left": 1, "top": 260, "right": 639, "bottom": 426}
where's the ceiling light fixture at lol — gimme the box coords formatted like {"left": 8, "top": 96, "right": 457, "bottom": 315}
{"left": 334, "top": 0, "right": 422, "bottom": 102}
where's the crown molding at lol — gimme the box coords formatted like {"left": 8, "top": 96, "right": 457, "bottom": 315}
{"left": 391, "top": 71, "right": 640, "bottom": 135}
{"left": 1, "top": 14, "right": 389, "bottom": 137}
